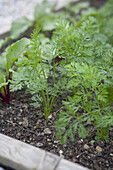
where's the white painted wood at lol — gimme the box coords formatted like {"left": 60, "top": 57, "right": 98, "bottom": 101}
{"left": 38, "top": 152, "right": 61, "bottom": 170}
{"left": 56, "top": 159, "right": 89, "bottom": 170}
{"left": 0, "top": 133, "right": 89, "bottom": 170}
{"left": 0, "top": 134, "right": 60, "bottom": 170}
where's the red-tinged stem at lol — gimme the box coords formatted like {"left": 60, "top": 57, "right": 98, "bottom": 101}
{"left": 1, "top": 85, "right": 10, "bottom": 104}
{"left": 0, "top": 72, "right": 11, "bottom": 104}
{"left": 5, "top": 72, "right": 11, "bottom": 104}
{"left": 7, "top": 82, "right": 10, "bottom": 95}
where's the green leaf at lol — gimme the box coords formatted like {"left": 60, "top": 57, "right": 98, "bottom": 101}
{"left": 68, "top": 125, "right": 75, "bottom": 142}
{"left": 6, "top": 38, "right": 30, "bottom": 76}
{"left": 38, "top": 34, "right": 50, "bottom": 44}
{"left": 0, "top": 75, "right": 6, "bottom": 86}
{"left": 81, "top": 7, "right": 97, "bottom": 17}
{"left": 0, "top": 75, "right": 9, "bottom": 94}
{"left": 11, "top": 17, "right": 33, "bottom": 39}
{"left": 42, "top": 14, "right": 57, "bottom": 31}
{"left": 0, "top": 53, "right": 7, "bottom": 74}
{"left": 34, "top": 0, "right": 56, "bottom": 21}
{"left": 60, "top": 133, "right": 67, "bottom": 145}
{"left": 66, "top": 2, "right": 90, "bottom": 14}
{"left": 78, "top": 124, "right": 88, "bottom": 138}
{"left": 0, "top": 39, "right": 5, "bottom": 49}
{"left": 0, "top": 37, "right": 12, "bottom": 50}
{"left": 55, "top": 0, "right": 79, "bottom": 10}
{"left": 91, "top": 140, "right": 95, "bottom": 144}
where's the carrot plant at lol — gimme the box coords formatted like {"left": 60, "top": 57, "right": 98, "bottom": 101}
{"left": 10, "top": 27, "right": 67, "bottom": 119}
{"left": 55, "top": 62, "right": 113, "bottom": 144}
{"left": 55, "top": 0, "right": 113, "bottom": 144}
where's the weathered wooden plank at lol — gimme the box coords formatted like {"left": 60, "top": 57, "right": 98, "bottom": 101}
{"left": 0, "top": 133, "right": 89, "bottom": 170}
{"left": 56, "top": 159, "right": 89, "bottom": 170}
{"left": 38, "top": 152, "right": 61, "bottom": 170}
{"left": 0, "top": 134, "right": 60, "bottom": 170}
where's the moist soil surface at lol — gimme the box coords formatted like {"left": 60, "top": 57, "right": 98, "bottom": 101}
{"left": 0, "top": 90, "right": 113, "bottom": 170}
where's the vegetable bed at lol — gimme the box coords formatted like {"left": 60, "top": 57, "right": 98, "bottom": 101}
{"left": 0, "top": 0, "right": 113, "bottom": 169}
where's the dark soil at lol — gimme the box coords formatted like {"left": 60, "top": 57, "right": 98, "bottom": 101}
{"left": 0, "top": 90, "right": 113, "bottom": 170}
{"left": 88, "top": 0, "right": 106, "bottom": 9}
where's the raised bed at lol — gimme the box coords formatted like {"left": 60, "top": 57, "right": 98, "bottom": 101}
{"left": 0, "top": 133, "right": 88, "bottom": 170}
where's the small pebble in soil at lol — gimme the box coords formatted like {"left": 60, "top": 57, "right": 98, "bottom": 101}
{"left": 12, "top": 123, "right": 16, "bottom": 127}
{"left": 20, "top": 109, "right": 23, "bottom": 113}
{"left": 22, "top": 117, "right": 28, "bottom": 127}
{"left": 78, "top": 139, "right": 83, "bottom": 144}
{"left": 54, "top": 140, "right": 59, "bottom": 144}
{"left": 48, "top": 114, "right": 52, "bottom": 119}
{"left": 110, "top": 153, "right": 113, "bottom": 157}
{"left": 18, "top": 122, "right": 22, "bottom": 125}
{"left": 17, "top": 132, "right": 21, "bottom": 136}
{"left": 37, "top": 119, "right": 42, "bottom": 124}
{"left": 59, "top": 150, "right": 63, "bottom": 154}
{"left": 96, "top": 146, "right": 103, "bottom": 153}
{"left": 36, "top": 142, "right": 43, "bottom": 147}
{"left": 44, "top": 128, "right": 52, "bottom": 135}
{"left": 59, "top": 150, "right": 64, "bottom": 158}
{"left": 84, "top": 144, "right": 90, "bottom": 150}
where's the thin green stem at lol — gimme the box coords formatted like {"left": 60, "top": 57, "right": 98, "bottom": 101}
{"left": 40, "top": 62, "right": 50, "bottom": 117}
{"left": 53, "top": 57, "right": 56, "bottom": 85}
{"left": 42, "top": 90, "right": 46, "bottom": 108}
